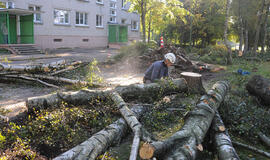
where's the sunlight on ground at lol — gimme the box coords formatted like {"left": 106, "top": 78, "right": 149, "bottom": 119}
{"left": 105, "top": 74, "right": 143, "bottom": 86}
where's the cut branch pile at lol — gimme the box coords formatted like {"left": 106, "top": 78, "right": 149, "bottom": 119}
{"left": 139, "top": 46, "right": 212, "bottom": 76}
{"left": 0, "top": 60, "right": 91, "bottom": 88}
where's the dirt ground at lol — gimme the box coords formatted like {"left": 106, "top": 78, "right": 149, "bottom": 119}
{"left": 0, "top": 48, "right": 144, "bottom": 108}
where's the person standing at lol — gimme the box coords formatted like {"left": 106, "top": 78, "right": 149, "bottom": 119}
{"left": 143, "top": 53, "right": 176, "bottom": 84}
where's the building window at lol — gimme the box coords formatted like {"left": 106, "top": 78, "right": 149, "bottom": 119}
{"left": 29, "top": 5, "right": 42, "bottom": 23}
{"left": 131, "top": 21, "right": 138, "bottom": 30}
{"left": 96, "top": 0, "right": 103, "bottom": 4}
{"left": 110, "top": 2, "right": 116, "bottom": 9}
{"left": 109, "top": 16, "right": 116, "bottom": 23}
{"left": 54, "top": 9, "right": 70, "bottom": 25}
{"left": 96, "top": 15, "right": 103, "bottom": 27}
{"left": 110, "top": 9, "right": 116, "bottom": 16}
{"left": 121, "top": 19, "right": 126, "bottom": 24}
{"left": 76, "top": 12, "right": 88, "bottom": 26}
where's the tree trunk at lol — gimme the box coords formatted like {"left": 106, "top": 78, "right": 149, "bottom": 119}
{"left": 224, "top": 0, "right": 233, "bottom": 65}
{"left": 244, "top": 22, "right": 249, "bottom": 54}
{"left": 53, "top": 106, "right": 146, "bottom": 160}
{"left": 180, "top": 72, "right": 205, "bottom": 94}
{"left": 6, "top": 79, "right": 187, "bottom": 119}
{"left": 110, "top": 92, "right": 142, "bottom": 160}
{"left": 211, "top": 112, "right": 240, "bottom": 160}
{"left": 141, "top": 0, "right": 146, "bottom": 42}
{"left": 262, "top": 4, "right": 270, "bottom": 53}
{"left": 238, "top": 0, "right": 244, "bottom": 53}
{"left": 246, "top": 75, "right": 270, "bottom": 105}
{"left": 0, "top": 60, "right": 66, "bottom": 73}
{"left": 253, "top": 0, "right": 266, "bottom": 54}
{"left": 147, "top": 12, "right": 152, "bottom": 43}
{"left": 139, "top": 81, "right": 230, "bottom": 160}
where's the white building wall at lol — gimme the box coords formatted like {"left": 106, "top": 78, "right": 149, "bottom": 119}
{"left": 4, "top": 0, "right": 140, "bottom": 49}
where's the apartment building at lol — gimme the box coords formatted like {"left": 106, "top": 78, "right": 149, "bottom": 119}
{"left": 0, "top": 0, "right": 140, "bottom": 49}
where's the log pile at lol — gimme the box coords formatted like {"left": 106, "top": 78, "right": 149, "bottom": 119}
{"left": 0, "top": 60, "right": 91, "bottom": 88}
{"left": 1, "top": 78, "right": 247, "bottom": 159}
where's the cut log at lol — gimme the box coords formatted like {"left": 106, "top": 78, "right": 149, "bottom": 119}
{"left": 0, "top": 59, "right": 66, "bottom": 73}
{"left": 246, "top": 75, "right": 270, "bottom": 105}
{"left": 258, "top": 132, "right": 270, "bottom": 148}
{"left": 211, "top": 112, "right": 240, "bottom": 160}
{"left": 115, "top": 78, "right": 188, "bottom": 102}
{"left": 180, "top": 72, "right": 206, "bottom": 94}
{"left": 110, "top": 92, "right": 142, "bottom": 160}
{"left": 139, "top": 81, "right": 230, "bottom": 160}
{"left": 232, "top": 141, "right": 270, "bottom": 158}
{"left": 8, "top": 79, "right": 187, "bottom": 120}
{"left": 53, "top": 105, "right": 146, "bottom": 160}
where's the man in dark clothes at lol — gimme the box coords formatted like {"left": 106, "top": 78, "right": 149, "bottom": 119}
{"left": 143, "top": 53, "right": 176, "bottom": 83}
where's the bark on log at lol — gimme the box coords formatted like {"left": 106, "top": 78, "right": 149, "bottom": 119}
{"left": 211, "top": 112, "right": 240, "bottom": 160}
{"left": 139, "top": 81, "right": 230, "bottom": 160}
{"left": 26, "top": 78, "right": 187, "bottom": 109}
{"left": 115, "top": 78, "right": 188, "bottom": 102}
{"left": 110, "top": 92, "right": 142, "bottom": 160}
{"left": 246, "top": 75, "right": 270, "bottom": 105}
{"left": 0, "top": 60, "right": 66, "bottom": 73}
{"left": 53, "top": 105, "right": 146, "bottom": 160}
{"left": 180, "top": 72, "right": 205, "bottom": 94}
{"left": 258, "top": 132, "right": 270, "bottom": 148}
{"left": 232, "top": 141, "right": 270, "bottom": 158}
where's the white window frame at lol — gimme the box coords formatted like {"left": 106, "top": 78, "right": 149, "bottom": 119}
{"left": 29, "top": 5, "right": 42, "bottom": 23}
{"left": 110, "top": 9, "right": 117, "bottom": 16}
{"left": 131, "top": 20, "right": 138, "bottom": 31}
{"left": 54, "top": 9, "right": 70, "bottom": 25}
{"left": 110, "top": 2, "right": 116, "bottom": 9}
{"left": 96, "top": 0, "right": 104, "bottom": 5}
{"left": 96, "top": 15, "right": 103, "bottom": 28}
{"left": 75, "top": 12, "right": 88, "bottom": 26}
{"left": 109, "top": 16, "right": 116, "bottom": 23}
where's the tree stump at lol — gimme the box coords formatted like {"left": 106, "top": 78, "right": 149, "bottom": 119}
{"left": 180, "top": 72, "right": 205, "bottom": 94}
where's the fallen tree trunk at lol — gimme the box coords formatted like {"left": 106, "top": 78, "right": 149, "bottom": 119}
{"left": 110, "top": 92, "right": 142, "bottom": 160}
{"left": 53, "top": 105, "right": 146, "bottom": 160}
{"left": 232, "top": 141, "right": 270, "bottom": 158}
{"left": 0, "top": 59, "right": 66, "bottom": 72}
{"left": 211, "top": 112, "right": 240, "bottom": 160}
{"left": 114, "top": 78, "right": 188, "bottom": 102}
{"left": 26, "top": 78, "right": 188, "bottom": 110}
{"left": 139, "top": 81, "right": 230, "bottom": 160}
{"left": 258, "top": 132, "right": 270, "bottom": 148}
{"left": 246, "top": 75, "right": 270, "bottom": 105}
